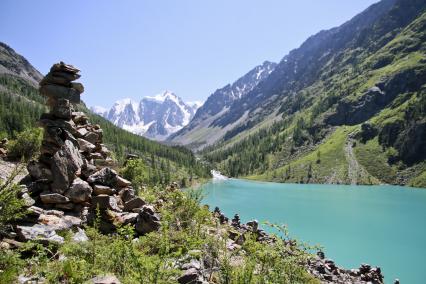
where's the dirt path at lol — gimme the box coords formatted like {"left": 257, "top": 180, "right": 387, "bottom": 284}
{"left": 345, "top": 137, "right": 364, "bottom": 185}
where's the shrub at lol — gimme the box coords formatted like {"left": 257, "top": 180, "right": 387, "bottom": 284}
{"left": 7, "top": 127, "right": 43, "bottom": 161}
{"left": 0, "top": 166, "right": 28, "bottom": 235}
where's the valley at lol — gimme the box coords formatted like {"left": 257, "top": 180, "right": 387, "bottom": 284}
{"left": 0, "top": 0, "right": 425, "bottom": 283}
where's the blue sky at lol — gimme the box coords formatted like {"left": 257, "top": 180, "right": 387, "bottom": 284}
{"left": 1, "top": 0, "right": 378, "bottom": 108}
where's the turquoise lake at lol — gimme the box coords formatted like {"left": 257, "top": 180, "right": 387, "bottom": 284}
{"left": 199, "top": 179, "right": 426, "bottom": 284}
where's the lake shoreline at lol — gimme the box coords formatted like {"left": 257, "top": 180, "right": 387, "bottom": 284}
{"left": 200, "top": 179, "right": 426, "bottom": 283}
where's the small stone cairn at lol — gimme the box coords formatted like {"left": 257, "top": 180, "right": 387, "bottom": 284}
{"left": 15, "top": 62, "right": 159, "bottom": 243}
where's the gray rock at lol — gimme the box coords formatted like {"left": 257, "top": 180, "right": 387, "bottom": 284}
{"left": 18, "top": 275, "right": 46, "bottom": 284}
{"left": 27, "top": 161, "right": 53, "bottom": 181}
{"left": 90, "top": 275, "right": 121, "bottom": 284}
{"left": 39, "top": 84, "right": 81, "bottom": 103}
{"left": 81, "top": 162, "right": 97, "bottom": 179}
{"left": 114, "top": 212, "right": 138, "bottom": 225}
{"left": 16, "top": 224, "right": 64, "bottom": 244}
{"left": 93, "top": 184, "right": 115, "bottom": 195}
{"left": 55, "top": 202, "right": 75, "bottom": 211}
{"left": 182, "top": 259, "right": 201, "bottom": 270}
{"left": 177, "top": 268, "right": 199, "bottom": 284}
{"left": 21, "top": 192, "right": 35, "bottom": 207}
{"left": 51, "top": 140, "right": 84, "bottom": 194}
{"left": 118, "top": 187, "right": 135, "bottom": 202}
{"left": 77, "top": 138, "right": 96, "bottom": 153}
{"left": 71, "top": 82, "right": 84, "bottom": 93}
{"left": 51, "top": 98, "right": 72, "bottom": 119}
{"left": 135, "top": 205, "right": 160, "bottom": 235}
{"left": 72, "top": 228, "right": 89, "bottom": 242}
{"left": 76, "top": 127, "right": 89, "bottom": 137}
{"left": 40, "top": 193, "right": 70, "bottom": 204}
{"left": 38, "top": 213, "right": 81, "bottom": 230}
{"left": 92, "top": 195, "right": 121, "bottom": 211}
{"left": 66, "top": 177, "right": 92, "bottom": 203}
{"left": 84, "top": 131, "right": 100, "bottom": 144}
{"left": 124, "top": 197, "right": 146, "bottom": 212}
{"left": 49, "top": 62, "right": 80, "bottom": 74}
{"left": 87, "top": 167, "right": 118, "bottom": 187}
{"left": 116, "top": 176, "right": 131, "bottom": 188}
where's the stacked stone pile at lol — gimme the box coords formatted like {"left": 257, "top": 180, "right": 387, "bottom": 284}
{"left": 14, "top": 62, "right": 160, "bottom": 243}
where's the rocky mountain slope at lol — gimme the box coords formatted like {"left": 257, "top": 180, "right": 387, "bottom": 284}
{"left": 168, "top": 61, "right": 276, "bottom": 149}
{"left": 200, "top": 0, "right": 426, "bottom": 187}
{"left": 91, "top": 92, "right": 201, "bottom": 141}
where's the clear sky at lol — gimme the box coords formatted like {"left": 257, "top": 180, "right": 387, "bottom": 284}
{"left": 1, "top": 0, "right": 378, "bottom": 108}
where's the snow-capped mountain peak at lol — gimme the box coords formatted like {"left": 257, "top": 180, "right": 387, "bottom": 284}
{"left": 145, "top": 90, "right": 179, "bottom": 103}
{"left": 90, "top": 92, "right": 203, "bottom": 141}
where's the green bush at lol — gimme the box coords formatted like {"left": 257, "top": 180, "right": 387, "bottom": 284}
{"left": 7, "top": 127, "right": 43, "bottom": 161}
{"left": 0, "top": 166, "right": 28, "bottom": 235}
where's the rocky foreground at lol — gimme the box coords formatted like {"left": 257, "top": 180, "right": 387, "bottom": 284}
{"left": 0, "top": 62, "right": 386, "bottom": 284}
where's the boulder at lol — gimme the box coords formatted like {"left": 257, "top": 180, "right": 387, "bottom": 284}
{"left": 55, "top": 202, "right": 75, "bottom": 211}
{"left": 177, "top": 268, "right": 199, "bottom": 284}
{"left": 92, "top": 195, "right": 121, "bottom": 211}
{"left": 93, "top": 184, "right": 115, "bottom": 195}
{"left": 87, "top": 167, "right": 118, "bottom": 187}
{"left": 71, "top": 82, "right": 84, "bottom": 93}
{"left": 73, "top": 114, "right": 89, "bottom": 125}
{"left": 27, "top": 161, "right": 53, "bottom": 181}
{"left": 37, "top": 213, "right": 81, "bottom": 230}
{"left": 66, "top": 177, "right": 92, "bottom": 203}
{"left": 15, "top": 224, "right": 64, "bottom": 244}
{"left": 81, "top": 162, "right": 97, "bottom": 179}
{"left": 40, "top": 193, "right": 69, "bottom": 204}
{"left": 39, "top": 84, "right": 81, "bottom": 103}
{"left": 116, "top": 176, "right": 131, "bottom": 188}
{"left": 21, "top": 192, "right": 35, "bottom": 207}
{"left": 51, "top": 139, "right": 84, "bottom": 194}
{"left": 51, "top": 98, "right": 72, "bottom": 119}
{"left": 118, "top": 187, "right": 135, "bottom": 203}
{"left": 113, "top": 212, "right": 138, "bottom": 226}
{"left": 40, "top": 73, "right": 72, "bottom": 86}
{"left": 135, "top": 205, "right": 160, "bottom": 235}
{"left": 72, "top": 228, "right": 89, "bottom": 242}
{"left": 50, "top": 61, "right": 80, "bottom": 74}
{"left": 124, "top": 197, "right": 146, "bottom": 212}
{"left": 90, "top": 275, "right": 121, "bottom": 284}
{"left": 84, "top": 131, "right": 100, "bottom": 144}
{"left": 77, "top": 138, "right": 96, "bottom": 153}
{"left": 76, "top": 127, "right": 89, "bottom": 137}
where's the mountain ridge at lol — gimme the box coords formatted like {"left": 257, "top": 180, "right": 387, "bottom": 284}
{"left": 198, "top": 0, "right": 426, "bottom": 187}
{"left": 91, "top": 91, "right": 202, "bottom": 141}
{"left": 168, "top": 60, "right": 276, "bottom": 149}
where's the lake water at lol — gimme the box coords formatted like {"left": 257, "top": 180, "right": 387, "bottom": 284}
{"left": 199, "top": 179, "right": 426, "bottom": 284}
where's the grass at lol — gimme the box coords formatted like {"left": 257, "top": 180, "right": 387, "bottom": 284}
{"left": 410, "top": 169, "right": 426, "bottom": 188}
{"left": 353, "top": 137, "right": 397, "bottom": 184}
{"left": 1, "top": 179, "right": 320, "bottom": 284}
{"left": 250, "top": 126, "right": 352, "bottom": 184}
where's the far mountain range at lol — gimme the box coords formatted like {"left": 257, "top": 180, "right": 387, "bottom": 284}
{"left": 91, "top": 91, "right": 202, "bottom": 141}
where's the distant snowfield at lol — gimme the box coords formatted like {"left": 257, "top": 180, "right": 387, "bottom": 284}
{"left": 90, "top": 91, "right": 203, "bottom": 141}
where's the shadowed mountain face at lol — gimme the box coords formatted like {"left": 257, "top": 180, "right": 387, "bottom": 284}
{"left": 91, "top": 91, "right": 201, "bottom": 141}
{"left": 0, "top": 42, "right": 43, "bottom": 86}
{"left": 168, "top": 61, "right": 276, "bottom": 149}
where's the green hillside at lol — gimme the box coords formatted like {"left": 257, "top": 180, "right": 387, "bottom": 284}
{"left": 203, "top": 6, "right": 426, "bottom": 187}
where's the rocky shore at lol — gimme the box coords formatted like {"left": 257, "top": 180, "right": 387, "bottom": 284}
{"left": 1, "top": 62, "right": 386, "bottom": 284}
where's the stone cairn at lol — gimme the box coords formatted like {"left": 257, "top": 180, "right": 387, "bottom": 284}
{"left": 13, "top": 62, "right": 160, "bottom": 244}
